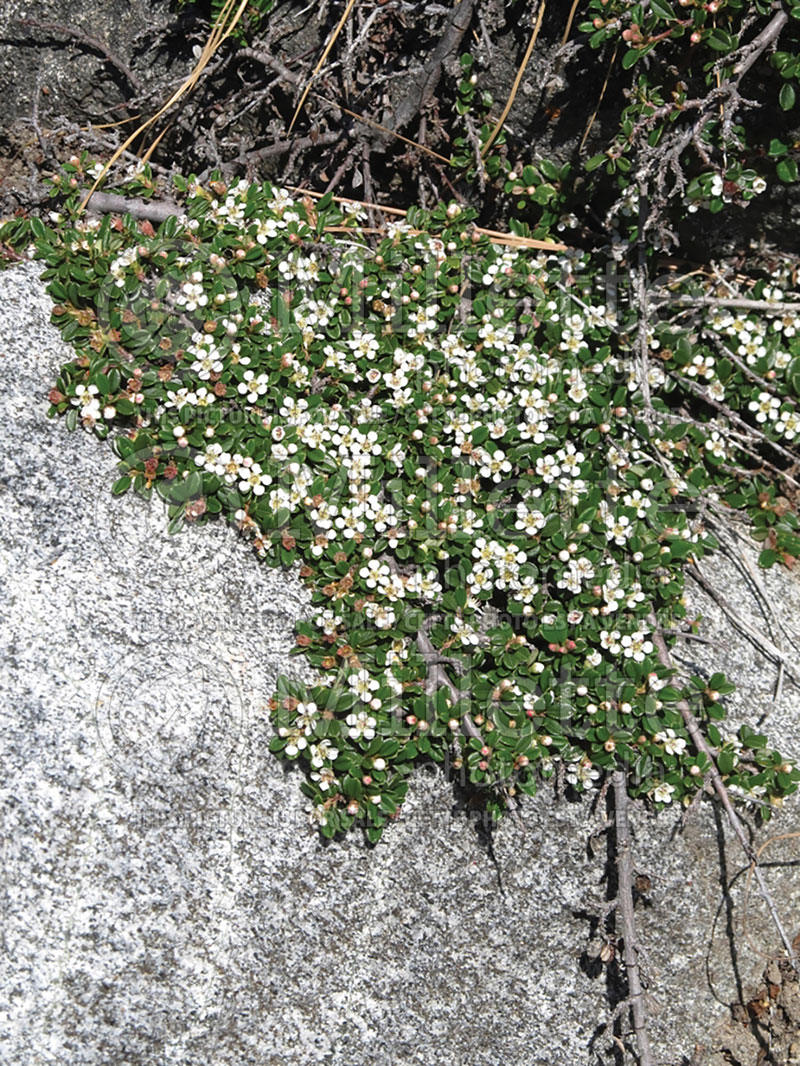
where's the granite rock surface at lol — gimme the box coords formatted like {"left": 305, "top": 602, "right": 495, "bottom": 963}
{"left": 1, "top": 259, "right": 799, "bottom": 1065}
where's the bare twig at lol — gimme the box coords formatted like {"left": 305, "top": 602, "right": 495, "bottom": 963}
{"left": 17, "top": 17, "right": 143, "bottom": 93}
{"left": 686, "top": 565, "right": 800, "bottom": 685}
{"left": 673, "top": 373, "right": 800, "bottom": 481}
{"left": 612, "top": 769, "right": 656, "bottom": 1066}
{"left": 232, "top": 130, "right": 339, "bottom": 166}
{"left": 662, "top": 629, "right": 714, "bottom": 645}
{"left": 702, "top": 331, "right": 787, "bottom": 400}
{"left": 707, "top": 522, "right": 790, "bottom": 720}
{"left": 579, "top": 43, "right": 618, "bottom": 154}
{"left": 635, "top": 8, "right": 788, "bottom": 238}
{"left": 561, "top": 0, "right": 582, "bottom": 46}
{"left": 733, "top": 8, "right": 789, "bottom": 79}
{"left": 80, "top": 0, "right": 254, "bottom": 212}
{"left": 416, "top": 630, "right": 477, "bottom": 732}
{"left": 311, "top": 92, "right": 453, "bottom": 164}
{"left": 83, "top": 191, "right": 181, "bottom": 221}
{"left": 78, "top": 187, "right": 569, "bottom": 252}
{"left": 659, "top": 295, "right": 800, "bottom": 315}
{"left": 237, "top": 45, "right": 301, "bottom": 84}
{"left": 650, "top": 622, "right": 799, "bottom": 971}
{"left": 707, "top": 507, "right": 800, "bottom": 661}
{"left": 392, "top": 0, "right": 478, "bottom": 134}
{"left": 464, "top": 113, "right": 487, "bottom": 193}
{"left": 633, "top": 180, "right": 654, "bottom": 418}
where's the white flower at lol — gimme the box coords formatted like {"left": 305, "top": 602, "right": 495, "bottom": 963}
{"left": 620, "top": 631, "right": 654, "bottom": 663}
{"left": 278, "top": 727, "right": 307, "bottom": 757}
{"left": 308, "top": 804, "right": 328, "bottom": 826}
{"left": 748, "top": 391, "right": 781, "bottom": 423}
{"left": 566, "top": 759, "right": 601, "bottom": 788}
{"left": 309, "top": 739, "right": 339, "bottom": 768}
{"left": 346, "top": 709, "right": 377, "bottom": 740}
{"left": 238, "top": 370, "right": 269, "bottom": 404}
{"left": 654, "top": 728, "right": 687, "bottom": 756}
{"left": 652, "top": 782, "right": 675, "bottom": 804}
{"left": 237, "top": 456, "right": 272, "bottom": 496}
{"left": 600, "top": 630, "right": 622, "bottom": 654}
{"left": 310, "top": 767, "right": 337, "bottom": 792}
{"left": 451, "top": 618, "right": 480, "bottom": 646}
{"left": 348, "top": 670, "right": 380, "bottom": 702}
{"left": 295, "top": 701, "right": 319, "bottom": 736}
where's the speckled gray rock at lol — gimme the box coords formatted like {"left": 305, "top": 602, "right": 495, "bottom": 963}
{"left": 1, "top": 259, "right": 799, "bottom": 1066}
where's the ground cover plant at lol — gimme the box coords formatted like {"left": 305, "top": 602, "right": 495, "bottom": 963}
{"left": 4, "top": 0, "right": 800, "bottom": 1061}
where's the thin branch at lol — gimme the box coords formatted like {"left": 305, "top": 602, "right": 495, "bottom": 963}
{"left": 733, "top": 8, "right": 789, "bottom": 79}
{"left": 662, "top": 628, "right": 714, "bottom": 645}
{"left": 650, "top": 623, "right": 800, "bottom": 971}
{"left": 16, "top": 17, "right": 143, "bottom": 93}
{"left": 78, "top": 187, "right": 569, "bottom": 252}
{"left": 311, "top": 92, "right": 453, "bottom": 165}
{"left": 634, "top": 180, "right": 654, "bottom": 417}
{"left": 635, "top": 8, "right": 788, "bottom": 237}
{"left": 702, "top": 331, "right": 787, "bottom": 400}
{"left": 612, "top": 770, "right": 656, "bottom": 1066}
{"left": 561, "top": 0, "right": 582, "bottom": 46}
{"left": 392, "top": 0, "right": 477, "bottom": 135}
{"left": 686, "top": 565, "right": 800, "bottom": 685}
{"left": 659, "top": 295, "right": 800, "bottom": 315}
{"left": 707, "top": 506, "right": 800, "bottom": 660}
{"left": 415, "top": 629, "right": 526, "bottom": 831}
{"left": 237, "top": 45, "right": 301, "bottom": 84}
{"left": 416, "top": 630, "right": 480, "bottom": 736}
{"left": 673, "top": 372, "right": 800, "bottom": 478}
{"left": 80, "top": 0, "right": 253, "bottom": 212}
{"left": 579, "top": 43, "right": 619, "bottom": 154}
{"left": 232, "top": 130, "right": 340, "bottom": 166}
{"left": 83, "top": 191, "right": 181, "bottom": 221}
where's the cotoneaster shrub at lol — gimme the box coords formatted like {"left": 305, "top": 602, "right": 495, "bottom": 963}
{"left": 3, "top": 155, "right": 798, "bottom": 842}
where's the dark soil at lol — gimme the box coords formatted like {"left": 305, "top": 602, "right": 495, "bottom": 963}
{"left": 2, "top": 0, "right": 799, "bottom": 254}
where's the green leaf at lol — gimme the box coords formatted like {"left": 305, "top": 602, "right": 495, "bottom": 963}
{"left": 540, "top": 623, "right": 567, "bottom": 644}
{"left": 788, "top": 358, "right": 800, "bottom": 397}
{"left": 777, "top": 158, "right": 799, "bottom": 183}
{"left": 717, "top": 750, "right": 736, "bottom": 775}
{"left": 780, "top": 83, "right": 796, "bottom": 111}
{"left": 622, "top": 48, "right": 640, "bottom": 70}
{"left": 707, "top": 28, "right": 735, "bottom": 52}
{"left": 650, "top": 0, "right": 677, "bottom": 19}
